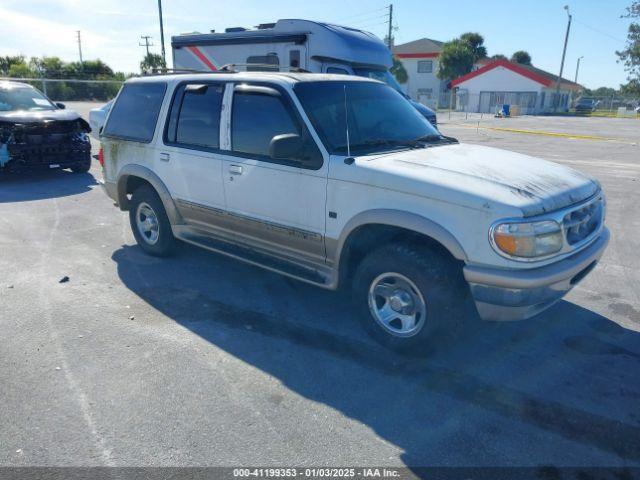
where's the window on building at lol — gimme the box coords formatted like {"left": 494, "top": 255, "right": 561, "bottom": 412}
{"left": 417, "top": 88, "right": 433, "bottom": 99}
{"left": 417, "top": 60, "right": 433, "bottom": 73}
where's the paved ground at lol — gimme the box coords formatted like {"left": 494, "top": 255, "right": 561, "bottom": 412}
{"left": 1, "top": 103, "right": 639, "bottom": 470}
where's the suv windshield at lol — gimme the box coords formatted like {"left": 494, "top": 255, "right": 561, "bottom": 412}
{"left": 294, "top": 81, "right": 440, "bottom": 155}
{"left": 0, "top": 85, "right": 56, "bottom": 112}
{"left": 353, "top": 67, "right": 404, "bottom": 94}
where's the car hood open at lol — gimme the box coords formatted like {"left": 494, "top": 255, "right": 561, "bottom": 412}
{"left": 356, "top": 143, "right": 599, "bottom": 217}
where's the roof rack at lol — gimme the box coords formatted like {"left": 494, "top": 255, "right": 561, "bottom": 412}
{"left": 141, "top": 67, "right": 236, "bottom": 76}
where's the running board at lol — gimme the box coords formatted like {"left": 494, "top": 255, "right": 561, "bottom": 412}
{"left": 174, "top": 227, "right": 331, "bottom": 287}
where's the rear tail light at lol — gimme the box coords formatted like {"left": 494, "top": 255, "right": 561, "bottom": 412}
{"left": 98, "top": 147, "right": 104, "bottom": 167}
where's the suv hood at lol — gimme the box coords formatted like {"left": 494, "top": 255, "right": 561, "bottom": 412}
{"left": 356, "top": 143, "right": 599, "bottom": 217}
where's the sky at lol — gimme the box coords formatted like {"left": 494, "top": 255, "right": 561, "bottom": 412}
{"left": 0, "top": 0, "right": 634, "bottom": 89}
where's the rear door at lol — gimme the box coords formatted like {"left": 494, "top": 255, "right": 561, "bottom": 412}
{"left": 156, "top": 81, "right": 227, "bottom": 226}
{"left": 220, "top": 83, "right": 328, "bottom": 263}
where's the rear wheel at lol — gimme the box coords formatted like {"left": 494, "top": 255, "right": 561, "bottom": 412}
{"left": 353, "top": 243, "right": 467, "bottom": 354}
{"left": 129, "top": 184, "right": 175, "bottom": 256}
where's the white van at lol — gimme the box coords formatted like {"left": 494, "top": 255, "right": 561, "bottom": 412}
{"left": 172, "top": 19, "right": 437, "bottom": 126}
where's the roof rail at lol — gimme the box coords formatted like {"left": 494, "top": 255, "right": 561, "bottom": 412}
{"left": 140, "top": 67, "right": 238, "bottom": 76}
{"left": 218, "top": 63, "right": 310, "bottom": 73}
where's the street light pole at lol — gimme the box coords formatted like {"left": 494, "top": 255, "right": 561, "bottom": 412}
{"left": 554, "top": 5, "right": 572, "bottom": 112}
{"left": 574, "top": 55, "right": 583, "bottom": 83}
{"left": 157, "top": 0, "right": 166, "bottom": 66}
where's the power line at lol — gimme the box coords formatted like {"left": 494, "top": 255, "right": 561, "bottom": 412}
{"left": 346, "top": 13, "right": 389, "bottom": 26}
{"left": 335, "top": 6, "right": 387, "bottom": 23}
{"left": 574, "top": 19, "right": 627, "bottom": 43}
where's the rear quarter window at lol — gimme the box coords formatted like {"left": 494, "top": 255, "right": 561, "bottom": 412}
{"left": 103, "top": 83, "right": 167, "bottom": 143}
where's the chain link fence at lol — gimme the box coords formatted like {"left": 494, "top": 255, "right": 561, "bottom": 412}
{"left": 418, "top": 90, "right": 640, "bottom": 118}
{"left": 1, "top": 77, "right": 123, "bottom": 102}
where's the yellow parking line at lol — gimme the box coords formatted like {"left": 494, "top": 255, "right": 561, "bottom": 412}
{"left": 451, "top": 123, "right": 638, "bottom": 144}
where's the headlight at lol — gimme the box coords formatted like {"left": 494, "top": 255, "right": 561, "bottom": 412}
{"left": 491, "top": 220, "right": 563, "bottom": 259}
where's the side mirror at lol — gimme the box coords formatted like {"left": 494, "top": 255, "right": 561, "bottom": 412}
{"left": 269, "top": 133, "right": 303, "bottom": 160}
{"left": 55, "top": 102, "right": 66, "bottom": 109}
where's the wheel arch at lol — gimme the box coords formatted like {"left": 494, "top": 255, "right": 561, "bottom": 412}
{"left": 116, "top": 164, "right": 182, "bottom": 225}
{"left": 331, "top": 209, "right": 468, "bottom": 289}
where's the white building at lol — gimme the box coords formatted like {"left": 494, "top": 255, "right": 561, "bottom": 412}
{"left": 393, "top": 38, "right": 446, "bottom": 109}
{"left": 451, "top": 59, "right": 583, "bottom": 114}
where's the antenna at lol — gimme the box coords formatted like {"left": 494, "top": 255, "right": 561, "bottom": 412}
{"left": 343, "top": 85, "right": 351, "bottom": 157}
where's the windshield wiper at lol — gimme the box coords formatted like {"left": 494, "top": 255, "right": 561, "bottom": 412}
{"left": 334, "top": 139, "right": 422, "bottom": 154}
{"left": 412, "top": 134, "right": 459, "bottom": 145}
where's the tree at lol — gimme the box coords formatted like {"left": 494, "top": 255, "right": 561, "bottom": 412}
{"left": 0, "top": 55, "right": 27, "bottom": 75}
{"left": 620, "top": 78, "right": 640, "bottom": 95}
{"left": 390, "top": 56, "right": 408, "bottom": 84}
{"left": 437, "top": 39, "right": 475, "bottom": 81}
{"left": 437, "top": 32, "right": 488, "bottom": 82}
{"left": 617, "top": 1, "right": 640, "bottom": 84}
{"left": 490, "top": 54, "right": 508, "bottom": 61}
{"left": 511, "top": 50, "right": 532, "bottom": 65}
{"left": 140, "top": 53, "right": 166, "bottom": 73}
{"left": 459, "top": 32, "right": 487, "bottom": 62}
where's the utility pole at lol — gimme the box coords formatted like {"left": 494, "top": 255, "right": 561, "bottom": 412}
{"left": 76, "top": 30, "right": 84, "bottom": 70}
{"left": 139, "top": 35, "right": 154, "bottom": 57}
{"left": 157, "top": 0, "right": 166, "bottom": 65}
{"left": 387, "top": 4, "right": 393, "bottom": 49}
{"left": 574, "top": 55, "right": 583, "bottom": 83}
{"left": 554, "top": 5, "right": 572, "bottom": 112}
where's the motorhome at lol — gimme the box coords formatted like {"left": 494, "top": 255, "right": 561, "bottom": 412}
{"left": 171, "top": 19, "right": 437, "bottom": 126}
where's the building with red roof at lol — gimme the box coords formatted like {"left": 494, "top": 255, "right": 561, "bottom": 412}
{"left": 450, "top": 58, "right": 583, "bottom": 114}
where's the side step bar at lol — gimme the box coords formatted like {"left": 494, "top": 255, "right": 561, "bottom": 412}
{"left": 174, "top": 227, "right": 331, "bottom": 288}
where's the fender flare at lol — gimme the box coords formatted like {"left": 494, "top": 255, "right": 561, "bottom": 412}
{"left": 116, "top": 164, "right": 182, "bottom": 225}
{"left": 332, "top": 209, "right": 468, "bottom": 267}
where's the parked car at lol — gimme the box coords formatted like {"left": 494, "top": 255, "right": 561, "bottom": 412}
{"left": 574, "top": 98, "right": 599, "bottom": 113}
{"left": 172, "top": 19, "right": 438, "bottom": 127}
{"left": 99, "top": 72, "right": 609, "bottom": 353}
{"left": 0, "top": 81, "right": 91, "bottom": 173}
{"left": 89, "top": 99, "right": 113, "bottom": 139}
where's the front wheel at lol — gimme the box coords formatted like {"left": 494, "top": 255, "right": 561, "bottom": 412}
{"left": 129, "top": 184, "right": 176, "bottom": 257}
{"left": 352, "top": 243, "right": 467, "bottom": 354}
{"left": 70, "top": 159, "right": 91, "bottom": 173}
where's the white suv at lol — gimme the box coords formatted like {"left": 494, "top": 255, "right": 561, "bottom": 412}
{"left": 99, "top": 72, "right": 609, "bottom": 353}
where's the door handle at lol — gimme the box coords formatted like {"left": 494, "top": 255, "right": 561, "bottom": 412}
{"left": 229, "top": 165, "right": 243, "bottom": 175}
{"left": 159, "top": 152, "right": 170, "bottom": 162}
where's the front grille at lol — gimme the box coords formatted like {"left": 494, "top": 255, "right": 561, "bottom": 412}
{"left": 563, "top": 198, "right": 603, "bottom": 245}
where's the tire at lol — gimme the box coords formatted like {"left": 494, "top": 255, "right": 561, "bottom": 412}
{"left": 129, "top": 184, "right": 176, "bottom": 257}
{"left": 71, "top": 159, "right": 91, "bottom": 174}
{"left": 352, "top": 242, "right": 469, "bottom": 355}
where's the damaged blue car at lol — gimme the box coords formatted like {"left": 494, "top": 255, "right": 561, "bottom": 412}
{"left": 0, "top": 81, "right": 91, "bottom": 174}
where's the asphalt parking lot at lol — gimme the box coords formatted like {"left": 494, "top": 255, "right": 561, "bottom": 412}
{"left": 1, "top": 103, "right": 639, "bottom": 471}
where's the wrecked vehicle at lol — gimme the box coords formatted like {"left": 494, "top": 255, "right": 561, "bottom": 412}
{"left": 0, "top": 81, "right": 91, "bottom": 174}
{"left": 100, "top": 73, "right": 609, "bottom": 354}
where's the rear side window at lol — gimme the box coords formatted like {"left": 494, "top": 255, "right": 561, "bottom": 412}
{"left": 165, "top": 83, "right": 223, "bottom": 149}
{"left": 231, "top": 92, "right": 299, "bottom": 157}
{"left": 103, "top": 83, "right": 166, "bottom": 142}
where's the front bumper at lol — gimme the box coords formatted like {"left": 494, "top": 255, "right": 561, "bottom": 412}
{"left": 463, "top": 227, "right": 610, "bottom": 321}
{"left": 2, "top": 141, "right": 91, "bottom": 173}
